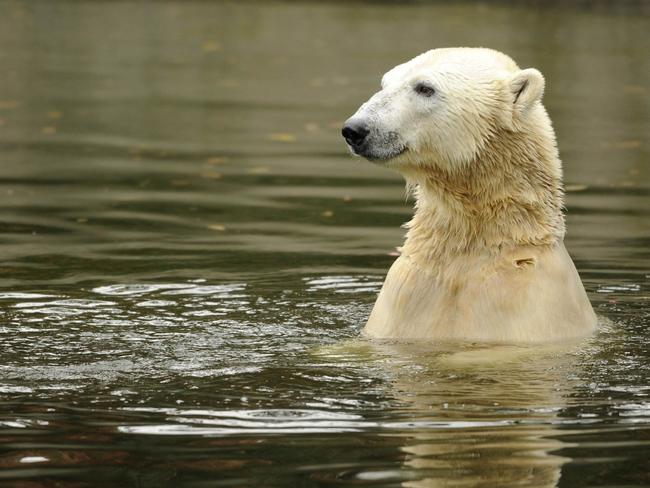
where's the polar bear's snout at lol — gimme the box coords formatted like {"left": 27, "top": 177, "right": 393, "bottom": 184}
{"left": 341, "top": 118, "right": 369, "bottom": 150}
{"left": 341, "top": 113, "right": 407, "bottom": 162}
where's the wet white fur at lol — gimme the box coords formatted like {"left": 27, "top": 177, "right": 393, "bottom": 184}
{"left": 349, "top": 48, "right": 596, "bottom": 342}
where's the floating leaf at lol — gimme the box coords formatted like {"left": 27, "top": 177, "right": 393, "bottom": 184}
{"left": 205, "top": 156, "right": 227, "bottom": 165}
{"left": 267, "top": 133, "right": 296, "bottom": 142}
{"left": 247, "top": 166, "right": 270, "bottom": 174}
{"left": 615, "top": 140, "right": 641, "bottom": 149}
{"left": 208, "top": 224, "right": 226, "bottom": 231}
{"left": 202, "top": 41, "right": 221, "bottom": 53}
{"left": 0, "top": 100, "right": 19, "bottom": 110}
{"left": 201, "top": 171, "right": 222, "bottom": 180}
{"left": 623, "top": 84, "right": 646, "bottom": 95}
{"left": 170, "top": 179, "right": 192, "bottom": 187}
{"left": 321, "top": 210, "right": 334, "bottom": 218}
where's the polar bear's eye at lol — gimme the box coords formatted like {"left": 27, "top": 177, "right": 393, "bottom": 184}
{"left": 414, "top": 83, "right": 436, "bottom": 97}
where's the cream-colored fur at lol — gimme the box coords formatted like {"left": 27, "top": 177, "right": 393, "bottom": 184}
{"left": 344, "top": 48, "right": 596, "bottom": 342}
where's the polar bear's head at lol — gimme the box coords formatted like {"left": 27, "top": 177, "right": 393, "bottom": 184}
{"left": 342, "top": 48, "right": 547, "bottom": 169}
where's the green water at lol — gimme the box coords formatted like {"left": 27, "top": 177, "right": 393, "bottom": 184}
{"left": 0, "top": 1, "right": 648, "bottom": 486}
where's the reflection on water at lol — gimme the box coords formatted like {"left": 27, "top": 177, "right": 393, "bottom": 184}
{"left": 363, "top": 342, "right": 586, "bottom": 488}
{"left": 0, "top": 0, "right": 648, "bottom": 486}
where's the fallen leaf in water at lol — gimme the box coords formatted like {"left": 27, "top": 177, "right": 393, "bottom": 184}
{"left": 342, "top": 195, "right": 353, "bottom": 202}
{"left": 247, "top": 166, "right": 270, "bottom": 174}
{"left": 321, "top": 210, "right": 334, "bottom": 218}
{"left": 170, "top": 179, "right": 192, "bottom": 187}
{"left": 0, "top": 100, "right": 19, "bottom": 110}
{"left": 206, "top": 156, "right": 227, "bottom": 165}
{"left": 42, "top": 126, "right": 56, "bottom": 135}
{"left": 623, "top": 84, "right": 646, "bottom": 95}
{"left": 565, "top": 184, "right": 588, "bottom": 192}
{"left": 47, "top": 111, "right": 63, "bottom": 119}
{"left": 171, "top": 458, "right": 249, "bottom": 470}
{"left": 208, "top": 224, "right": 226, "bottom": 231}
{"left": 201, "top": 171, "right": 222, "bottom": 179}
{"left": 615, "top": 140, "right": 641, "bottom": 149}
{"left": 267, "top": 133, "right": 296, "bottom": 142}
{"left": 202, "top": 41, "right": 221, "bottom": 53}
{"left": 616, "top": 181, "right": 636, "bottom": 187}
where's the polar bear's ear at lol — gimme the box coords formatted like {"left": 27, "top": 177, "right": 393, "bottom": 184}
{"left": 509, "top": 68, "right": 545, "bottom": 114}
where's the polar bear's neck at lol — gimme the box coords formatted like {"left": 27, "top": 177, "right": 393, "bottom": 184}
{"left": 400, "top": 127, "right": 565, "bottom": 263}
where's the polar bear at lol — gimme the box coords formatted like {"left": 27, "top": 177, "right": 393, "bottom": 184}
{"left": 342, "top": 47, "right": 596, "bottom": 342}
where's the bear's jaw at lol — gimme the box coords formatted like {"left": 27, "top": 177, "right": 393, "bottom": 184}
{"left": 363, "top": 145, "right": 409, "bottom": 164}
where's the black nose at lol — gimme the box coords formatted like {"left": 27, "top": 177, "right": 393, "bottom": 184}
{"left": 342, "top": 120, "right": 369, "bottom": 147}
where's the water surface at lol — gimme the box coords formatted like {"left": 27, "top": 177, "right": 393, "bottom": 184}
{"left": 0, "top": 1, "right": 648, "bottom": 486}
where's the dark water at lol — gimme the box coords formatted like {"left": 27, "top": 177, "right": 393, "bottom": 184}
{"left": 0, "top": 1, "right": 649, "bottom": 486}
